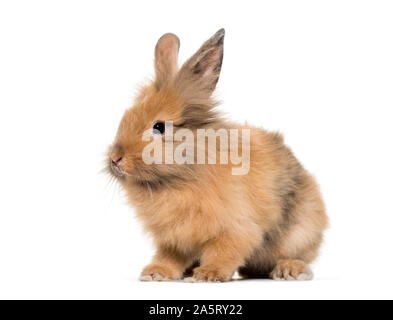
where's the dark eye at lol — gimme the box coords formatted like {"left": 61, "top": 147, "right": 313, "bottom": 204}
{"left": 153, "top": 121, "right": 165, "bottom": 134}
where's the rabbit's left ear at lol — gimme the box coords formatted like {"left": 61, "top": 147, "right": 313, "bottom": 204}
{"left": 154, "top": 33, "right": 180, "bottom": 89}
{"left": 175, "top": 29, "right": 225, "bottom": 94}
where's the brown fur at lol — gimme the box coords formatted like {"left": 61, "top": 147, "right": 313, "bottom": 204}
{"left": 106, "top": 29, "right": 328, "bottom": 282}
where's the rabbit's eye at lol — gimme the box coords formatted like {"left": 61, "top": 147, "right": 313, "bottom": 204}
{"left": 153, "top": 121, "right": 165, "bottom": 134}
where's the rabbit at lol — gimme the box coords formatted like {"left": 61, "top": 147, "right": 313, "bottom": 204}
{"left": 106, "top": 28, "right": 328, "bottom": 282}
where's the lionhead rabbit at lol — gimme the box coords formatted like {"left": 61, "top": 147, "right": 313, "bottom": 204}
{"left": 107, "top": 29, "right": 328, "bottom": 282}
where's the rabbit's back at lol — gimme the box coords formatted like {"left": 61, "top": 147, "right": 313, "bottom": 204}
{"left": 238, "top": 128, "right": 328, "bottom": 274}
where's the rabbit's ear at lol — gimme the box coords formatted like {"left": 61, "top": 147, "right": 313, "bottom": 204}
{"left": 154, "top": 33, "right": 180, "bottom": 89}
{"left": 176, "top": 29, "right": 225, "bottom": 94}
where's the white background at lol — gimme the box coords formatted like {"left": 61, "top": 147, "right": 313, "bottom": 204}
{"left": 0, "top": 0, "right": 392, "bottom": 300}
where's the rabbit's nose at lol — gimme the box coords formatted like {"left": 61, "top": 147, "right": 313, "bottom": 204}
{"left": 111, "top": 144, "right": 124, "bottom": 166}
{"left": 111, "top": 156, "right": 123, "bottom": 166}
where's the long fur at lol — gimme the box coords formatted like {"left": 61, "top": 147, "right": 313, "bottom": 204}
{"left": 106, "top": 29, "right": 328, "bottom": 282}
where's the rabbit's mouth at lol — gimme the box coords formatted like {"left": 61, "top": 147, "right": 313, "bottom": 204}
{"left": 107, "top": 156, "right": 138, "bottom": 180}
{"left": 109, "top": 161, "right": 130, "bottom": 178}
{"left": 111, "top": 163, "right": 124, "bottom": 177}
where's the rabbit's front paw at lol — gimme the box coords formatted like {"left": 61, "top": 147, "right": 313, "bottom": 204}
{"left": 140, "top": 264, "right": 181, "bottom": 282}
{"left": 185, "top": 266, "right": 232, "bottom": 283}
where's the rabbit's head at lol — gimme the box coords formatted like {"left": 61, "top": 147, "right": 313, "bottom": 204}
{"left": 107, "top": 29, "right": 225, "bottom": 187}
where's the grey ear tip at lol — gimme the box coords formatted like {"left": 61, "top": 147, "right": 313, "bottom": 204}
{"left": 216, "top": 28, "right": 225, "bottom": 39}
{"left": 217, "top": 28, "right": 225, "bottom": 35}
{"left": 211, "top": 28, "right": 225, "bottom": 45}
